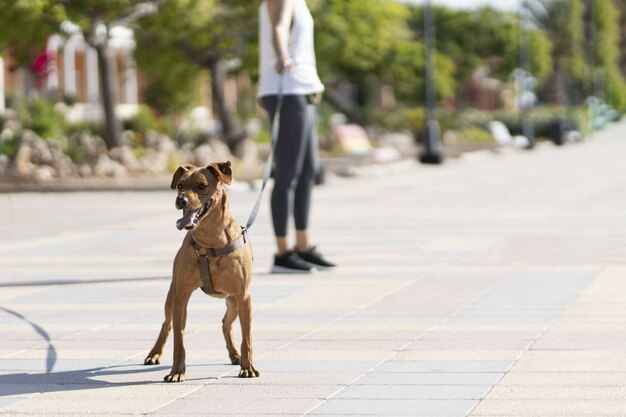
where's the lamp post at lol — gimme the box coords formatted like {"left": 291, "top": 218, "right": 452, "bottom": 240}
{"left": 519, "top": 0, "right": 535, "bottom": 149}
{"left": 419, "top": 0, "right": 444, "bottom": 164}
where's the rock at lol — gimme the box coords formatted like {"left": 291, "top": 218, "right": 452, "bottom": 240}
{"left": 145, "top": 130, "right": 176, "bottom": 153}
{"left": 50, "top": 146, "right": 76, "bottom": 178}
{"left": 13, "top": 138, "right": 34, "bottom": 177}
{"left": 233, "top": 138, "right": 261, "bottom": 180}
{"left": 0, "top": 154, "right": 10, "bottom": 176}
{"left": 77, "top": 164, "right": 93, "bottom": 177}
{"left": 0, "top": 128, "right": 13, "bottom": 142}
{"left": 72, "top": 132, "right": 106, "bottom": 163}
{"left": 193, "top": 144, "right": 214, "bottom": 167}
{"left": 94, "top": 154, "right": 128, "bottom": 177}
{"left": 34, "top": 165, "right": 56, "bottom": 182}
{"left": 109, "top": 146, "right": 142, "bottom": 173}
{"left": 208, "top": 138, "right": 233, "bottom": 162}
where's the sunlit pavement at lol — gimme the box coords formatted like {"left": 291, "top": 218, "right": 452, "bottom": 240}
{"left": 2, "top": 121, "right": 626, "bottom": 416}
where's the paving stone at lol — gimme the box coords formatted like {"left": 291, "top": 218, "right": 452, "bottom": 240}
{"left": 334, "top": 384, "right": 492, "bottom": 400}
{"left": 354, "top": 372, "right": 504, "bottom": 386}
{"left": 309, "top": 398, "right": 478, "bottom": 416}
{"left": 470, "top": 399, "right": 626, "bottom": 416}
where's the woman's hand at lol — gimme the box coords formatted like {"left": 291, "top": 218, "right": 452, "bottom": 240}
{"left": 275, "top": 57, "right": 294, "bottom": 74}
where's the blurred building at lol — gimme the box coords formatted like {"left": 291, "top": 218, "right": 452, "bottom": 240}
{"left": 0, "top": 25, "right": 139, "bottom": 121}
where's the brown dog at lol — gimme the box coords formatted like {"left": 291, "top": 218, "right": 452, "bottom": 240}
{"left": 144, "top": 161, "right": 259, "bottom": 382}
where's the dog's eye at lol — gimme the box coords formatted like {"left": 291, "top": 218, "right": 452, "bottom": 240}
{"left": 198, "top": 184, "right": 207, "bottom": 190}
{"left": 177, "top": 184, "right": 183, "bottom": 190}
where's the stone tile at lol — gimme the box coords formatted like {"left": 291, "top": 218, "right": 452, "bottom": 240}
{"left": 310, "top": 398, "right": 478, "bottom": 416}
{"left": 151, "top": 397, "right": 321, "bottom": 415}
{"left": 355, "top": 372, "right": 504, "bottom": 386}
{"left": 469, "top": 399, "right": 626, "bottom": 416}
{"left": 374, "top": 360, "right": 513, "bottom": 373}
{"left": 485, "top": 385, "right": 626, "bottom": 400}
{"left": 391, "top": 350, "right": 522, "bottom": 361}
{"left": 185, "top": 383, "right": 342, "bottom": 400}
{"left": 254, "top": 360, "right": 379, "bottom": 373}
{"left": 1, "top": 398, "right": 163, "bottom": 414}
{"left": 335, "top": 384, "right": 492, "bottom": 400}
{"left": 496, "top": 371, "right": 626, "bottom": 387}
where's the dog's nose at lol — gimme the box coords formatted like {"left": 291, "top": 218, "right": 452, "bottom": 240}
{"left": 176, "top": 196, "right": 188, "bottom": 209}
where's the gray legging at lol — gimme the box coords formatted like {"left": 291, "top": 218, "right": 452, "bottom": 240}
{"left": 260, "top": 94, "right": 319, "bottom": 238}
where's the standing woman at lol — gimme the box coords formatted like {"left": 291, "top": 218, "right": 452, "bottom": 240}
{"left": 258, "top": 0, "right": 335, "bottom": 273}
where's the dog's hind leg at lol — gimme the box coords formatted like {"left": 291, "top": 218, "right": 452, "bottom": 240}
{"left": 237, "top": 294, "right": 259, "bottom": 378}
{"left": 144, "top": 285, "right": 174, "bottom": 365}
{"left": 222, "top": 296, "right": 241, "bottom": 365}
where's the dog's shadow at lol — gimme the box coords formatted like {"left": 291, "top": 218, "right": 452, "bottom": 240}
{"left": 0, "top": 364, "right": 171, "bottom": 398}
{"left": 0, "top": 363, "right": 236, "bottom": 399}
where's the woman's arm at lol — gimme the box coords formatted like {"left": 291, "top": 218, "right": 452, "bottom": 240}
{"left": 266, "top": 0, "right": 294, "bottom": 74}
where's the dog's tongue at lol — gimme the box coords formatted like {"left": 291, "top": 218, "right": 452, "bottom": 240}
{"left": 176, "top": 208, "right": 199, "bottom": 230}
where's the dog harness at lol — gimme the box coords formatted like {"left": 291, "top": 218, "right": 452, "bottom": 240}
{"left": 188, "top": 78, "right": 282, "bottom": 297}
{"left": 190, "top": 229, "right": 247, "bottom": 296}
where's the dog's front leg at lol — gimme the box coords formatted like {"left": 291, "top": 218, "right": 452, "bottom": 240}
{"left": 237, "top": 294, "right": 259, "bottom": 378}
{"left": 145, "top": 285, "right": 174, "bottom": 365}
{"left": 223, "top": 296, "right": 241, "bottom": 365}
{"left": 164, "top": 287, "right": 194, "bottom": 382}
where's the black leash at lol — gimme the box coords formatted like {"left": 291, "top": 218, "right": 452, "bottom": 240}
{"left": 243, "top": 76, "right": 284, "bottom": 234}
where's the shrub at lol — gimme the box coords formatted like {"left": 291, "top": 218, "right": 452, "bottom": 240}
{"left": 122, "top": 105, "right": 169, "bottom": 138}
{"left": 455, "top": 126, "right": 494, "bottom": 143}
{"left": 19, "top": 97, "right": 66, "bottom": 140}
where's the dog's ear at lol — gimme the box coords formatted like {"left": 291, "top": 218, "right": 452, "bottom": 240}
{"left": 170, "top": 164, "right": 196, "bottom": 189}
{"left": 208, "top": 161, "right": 233, "bottom": 185}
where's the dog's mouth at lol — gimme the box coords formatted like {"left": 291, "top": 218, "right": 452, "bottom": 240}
{"left": 176, "top": 200, "right": 212, "bottom": 231}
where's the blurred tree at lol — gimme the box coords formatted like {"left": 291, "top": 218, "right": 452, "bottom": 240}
{"left": 0, "top": 0, "right": 161, "bottom": 149}
{"left": 63, "top": 1, "right": 161, "bottom": 149}
{"left": 585, "top": 0, "right": 626, "bottom": 110}
{"left": 616, "top": 0, "right": 626, "bottom": 77}
{"left": 134, "top": 39, "right": 202, "bottom": 117}
{"left": 526, "top": 0, "right": 586, "bottom": 105}
{"left": 311, "top": 0, "right": 420, "bottom": 123}
{"left": 137, "top": 0, "right": 257, "bottom": 151}
{"left": 408, "top": 5, "right": 551, "bottom": 106}
{"left": 0, "top": 1, "right": 64, "bottom": 62}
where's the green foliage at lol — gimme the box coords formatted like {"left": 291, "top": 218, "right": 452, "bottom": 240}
{"left": 592, "top": 0, "right": 620, "bottom": 68}
{"left": 463, "top": 106, "right": 589, "bottom": 138}
{"left": 122, "top": 104, "right": 166, "bottom": 135}
{"left": 408, "top": 5, "right": 551, "bottom": 84}
{"left": 18, "top": 97, "right": 65, "bottom": 140}
{"left": 0, "top": 0, "right": 65, "bottom": 63}
{"left": 313, "top": 0, "right": 410, "bottom": 82}
{"left": 604, "top": 68, "right": 626, "bottom": 111}
{"left": 456, "top": 126, "right": 495, "bottom": 143}
{"left": 138, "top": 0, "right": 256, "bottom": 66}
{"left": 370, "top": 107, "right": 425, "bottom": 133}
{"left": 528, "top": 29, "right": 553, "bottom": 81}
{"left": 0, "top": 124, "right": 17, "bottom": 158}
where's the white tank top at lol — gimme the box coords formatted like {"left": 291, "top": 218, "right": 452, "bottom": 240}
{"left": 258, "top": 0, "right": 324, "bottom": 98}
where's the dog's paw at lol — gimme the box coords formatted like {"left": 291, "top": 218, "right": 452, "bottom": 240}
{"left": 229, "top": 353, "right": 241, "bottom": 365}
{"left": 238, "top": 365, "right": 259, "bottom": 378}
{"left": 144, "top": 353, "right": 161, "bottom": 365}
{"left": 163, "top": 372, "right": 185, "bottom": 383}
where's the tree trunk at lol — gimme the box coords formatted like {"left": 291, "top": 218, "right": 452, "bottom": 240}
{"left": 95, "top": 44, "right": 122, "bottom": 149}
{"left": 211, "top": 59, "right": 246, "bottom": 151}
{"left": 322, "top": 88, "right": 367, "bottom": 125}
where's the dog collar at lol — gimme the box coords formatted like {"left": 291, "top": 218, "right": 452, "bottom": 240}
{"left": 189, "top": 228, "right": 248, "bottom": 296}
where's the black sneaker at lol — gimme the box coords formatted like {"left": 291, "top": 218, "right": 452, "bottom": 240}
{"left": 271, "top": 251, "right": 316, "bottom": 274}
{"left": 296, "top": 247, "right": 336, "bottom": 270}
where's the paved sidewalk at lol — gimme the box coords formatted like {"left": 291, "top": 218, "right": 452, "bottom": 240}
{"left": 1, "top": 122, "right": 626, "bottom": 416}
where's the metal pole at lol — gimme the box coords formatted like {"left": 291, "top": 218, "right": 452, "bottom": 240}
{"left": 419, "top": 0, "right": 444, "bottom": 164}
{"left": 519, "top": 1, "right": 535, "bottom": 149}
